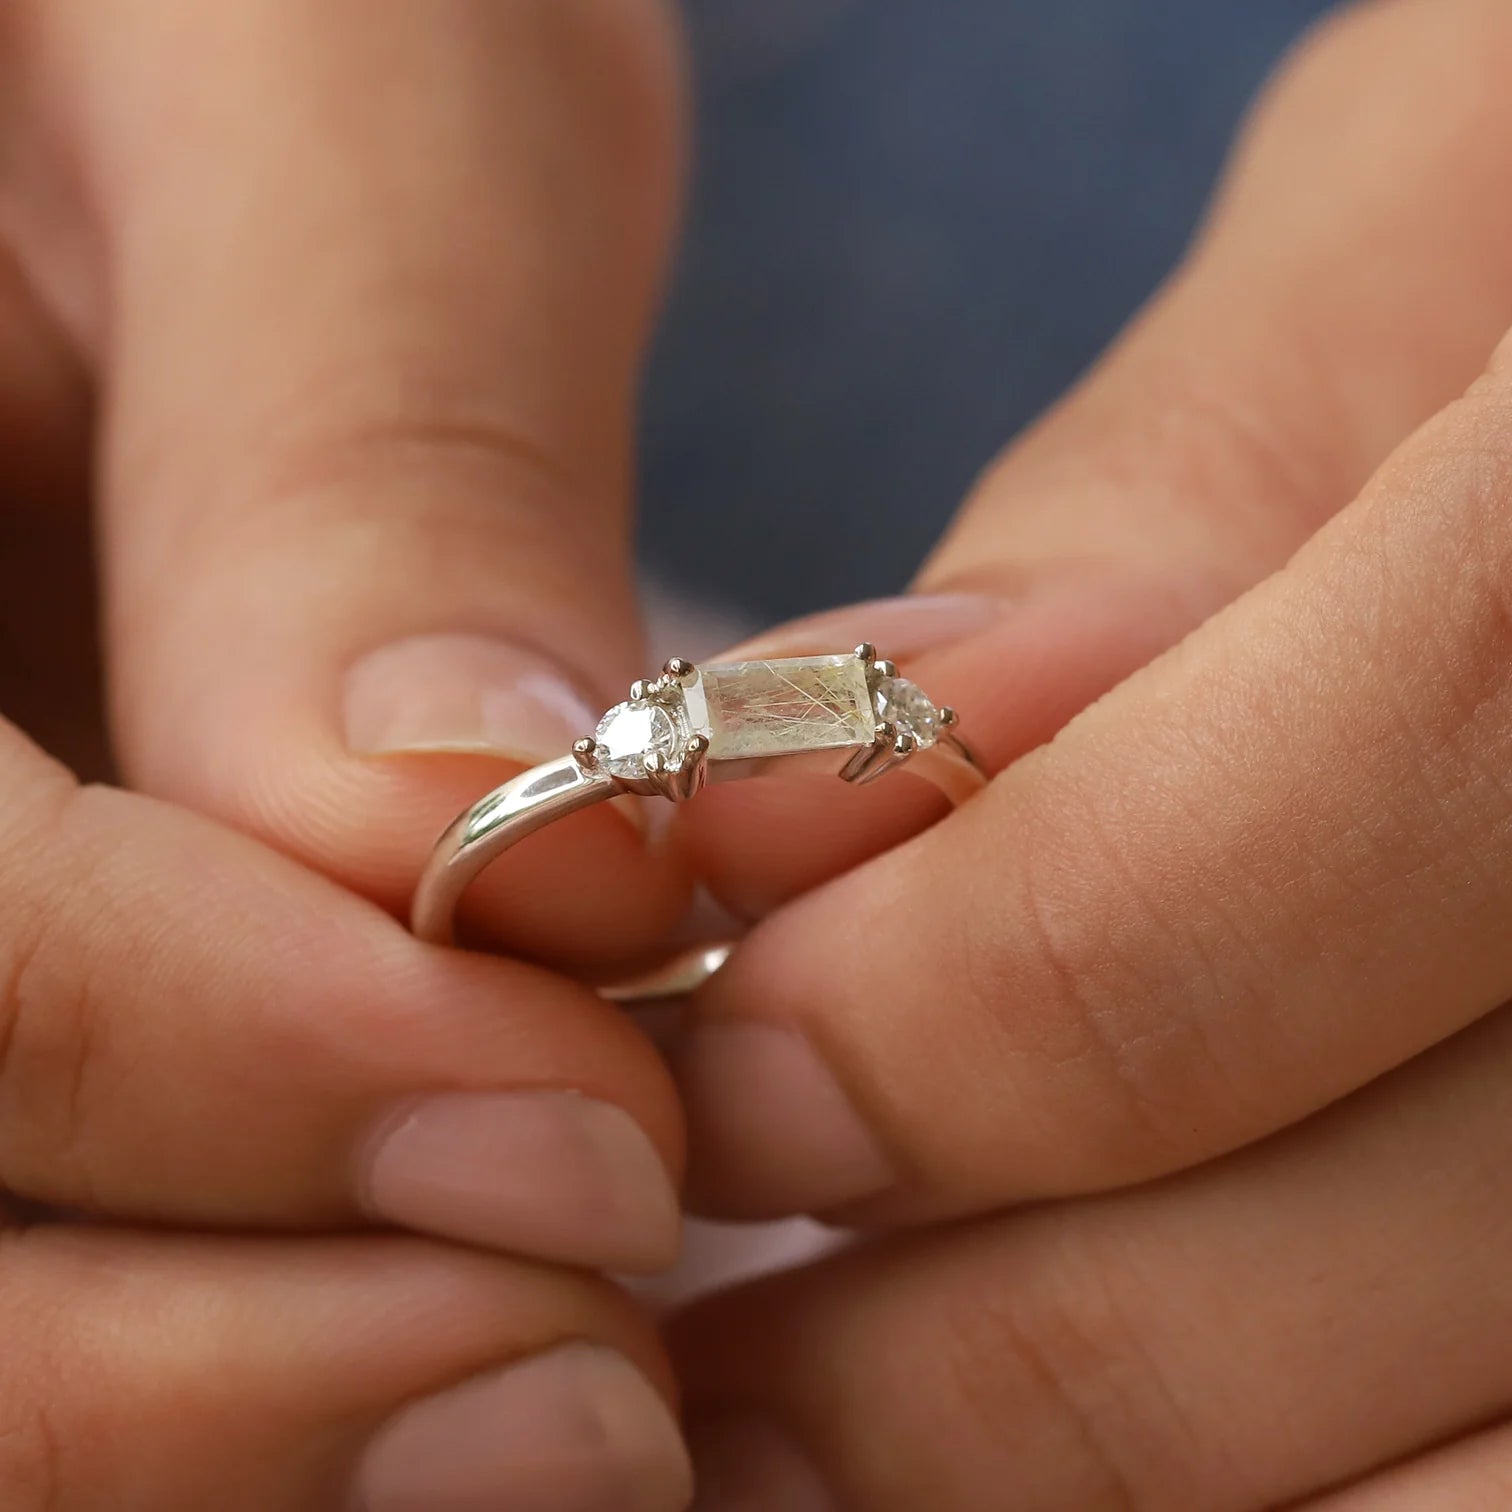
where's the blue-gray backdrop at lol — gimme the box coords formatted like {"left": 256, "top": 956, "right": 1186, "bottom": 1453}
{"left": 639, "top": 0, "right": 1334, "bottom": 622}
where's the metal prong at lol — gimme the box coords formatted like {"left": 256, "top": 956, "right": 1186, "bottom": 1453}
{"left": 668, "top": 732, "right": 710, "bottom": 802}
{"left": 874, "top": 658, "right": 898, "bottom": 679}
{"left": 937, "top": 705, "right": 958, "bottom": 727}
{"left": 629, "top": 679, "right": 651, "bottom": 701}
{"left": 840, "top": 721, "right": 895, "bottom": 784}
{"left": 892, "top": 730, "right": 917, "bottom": 759}
{"left": 663, "top": 656, "right": 696, "bottom": 682}
{"left": 855, "top": 642, "right": 876, "bottom": 665}
{"left": 571, "top": 737, "right": 599, "bottom": 771}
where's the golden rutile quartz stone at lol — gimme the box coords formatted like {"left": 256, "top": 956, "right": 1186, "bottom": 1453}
{"left": 688, "top": 654, "right": 875, "bottom": 761}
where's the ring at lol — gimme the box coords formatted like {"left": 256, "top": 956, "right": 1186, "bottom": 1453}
{"left": 410, "top": 644, "right": 987, "bottom": 954}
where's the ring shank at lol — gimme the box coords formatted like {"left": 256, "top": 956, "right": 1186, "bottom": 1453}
{"left": 411, "top": 737, "right": 987, "bottom": 958}
{"left": 906, "top": 734, "right": 989, "bottom": 806}
{"left": 411, "top": 756, "right": 617, "bottom": 946}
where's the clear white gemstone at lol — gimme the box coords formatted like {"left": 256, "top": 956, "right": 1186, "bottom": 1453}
{"left": 593, "top": 699, "right": 682, "bottom": 778}
{"left": 873, "top": 675, "right": 939, "bottom": 746}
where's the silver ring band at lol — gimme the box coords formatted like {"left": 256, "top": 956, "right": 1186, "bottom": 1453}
{"left": 412, "top": 644, "right": 986, "bottom": 953}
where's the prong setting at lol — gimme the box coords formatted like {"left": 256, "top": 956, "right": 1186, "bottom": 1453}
{"left": 850, "top": 646, "right": 951, "bottom": 786}
{"left": 645, "top": 656, "right": 699, "bottom": 701}
{"left": 571, "top": 736, "right": 600, "bottom": 771}
{"left": 593, "top": 661, "right": 709, "bottom": 799}
{"left": 628, "top": 730, "right": 709, "bottom": 802}
{"left": 669, "top": 732, "right": 711, "bottom": 802}
{"left": 840, "top": 719, "right": 898, "bottom": 785}
{"left": 600, "top": 646, "right": 956, "bottom": 798}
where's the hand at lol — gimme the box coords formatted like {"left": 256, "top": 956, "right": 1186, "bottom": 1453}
{"left": 0, "top": 752, "right": 691, "bottom": 1506}
{"left": 671, "top": 2, "right": 1512, "bottom": 1505}
{"left": 0, "top": 0, "right": 691, "bottom": 972}
{"left": 0, "top": 2, "right": 698, "bottom": 1506}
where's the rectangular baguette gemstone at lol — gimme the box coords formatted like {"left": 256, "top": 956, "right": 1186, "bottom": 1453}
{"left": 687, "top": 654, "right": 875, "bottom": 761}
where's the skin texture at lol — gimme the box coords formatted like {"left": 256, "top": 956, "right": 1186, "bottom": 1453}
{"left": 2, "top": 0, "right": 693, "bottom": 972}
{"left": 668, "top": 0, "right": 1512, "bottom": 1506}
{"left": 0, "top": 2, "right": 697, "bottom": 1506}
{"left": 9, "top": 0, "right": 1512, "bottom": 1507}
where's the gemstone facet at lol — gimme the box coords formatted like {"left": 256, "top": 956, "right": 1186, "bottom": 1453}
{"left": 873, "top": 675, "right": 939, "bottom": 747}
{"left": 685, "top": 654, "right": 875, "bottom": 761}
{"left": 593, "top": 700, "right": 682, "bottom": 778}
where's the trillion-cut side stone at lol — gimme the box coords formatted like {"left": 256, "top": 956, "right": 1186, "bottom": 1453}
{"left": 687, "top": 654, "right": 875, "bottom": 761}
{"left": 873, "top": 675, "right": 939, "bottom": 747}
{"left": 594, "top": 699, "right": 682, "bottom": 778}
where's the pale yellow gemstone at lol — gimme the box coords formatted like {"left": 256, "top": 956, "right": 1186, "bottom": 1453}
{"left": 688, "top": 654, "right": 875, "bottom": 761}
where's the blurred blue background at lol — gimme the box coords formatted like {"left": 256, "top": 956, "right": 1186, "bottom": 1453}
{"left": 639, "top": 0, "right": 1334, "bottom": 624}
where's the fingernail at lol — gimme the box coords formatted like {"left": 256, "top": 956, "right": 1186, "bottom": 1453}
{"left": 355, "top": 1343, "right": 693, "bottom": 1512}
{"left": 678, "top": 1022, "right": 893, "bottom": 1215}
{"left": 359, "top": 1091, "right": 682, "bottom": 1272}
{"left": 344, "top": 632, "right": 603, "bottom": 762}
{"left": 690, "top": 1414, "right": 833, "bottom": 1511}
{"left": 722, "top": 593, "right": 1003, "bottom": 661}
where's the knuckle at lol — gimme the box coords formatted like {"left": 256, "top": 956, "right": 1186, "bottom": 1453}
{"left": 205, "top": 387, "right": 594, "bottom": 557}
{"left": 0, "top": 778, "right": 74, "bottom": 1081}
{"left": 0, "top": 782, "right": 110, "bottom": 1202}
{"left": 1366, "top": 379, "right": 1512, "bottom": 782}
{"left": 943, "top": 1216, "right": 1206, "bottom": 1511}
{"left": 0, "top": 1402, "right": 63, "bottom": 1512}
{"left": 254, "top": 382, "right": 587, "bottom": 508}
{"left": 1144, "top": 373, "right": 1339, "bottom": 549}
{"left": 119, "top": 361, "right": 618, "bottom": 634}
{"left": 1437, "top": 386, "right": 1512, "bottom": 644}
{"left": 971, "top": 348, "right": 1346, "bottom": 593}
{"left": 989, "top": 772, "right": 1270, "bottom": 1181}
{"left": 0, "top": 1236, "right": 64, "bottom": 1512}
{"left": 1101, "top": 359, "right": 1346, "bottom": 558}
